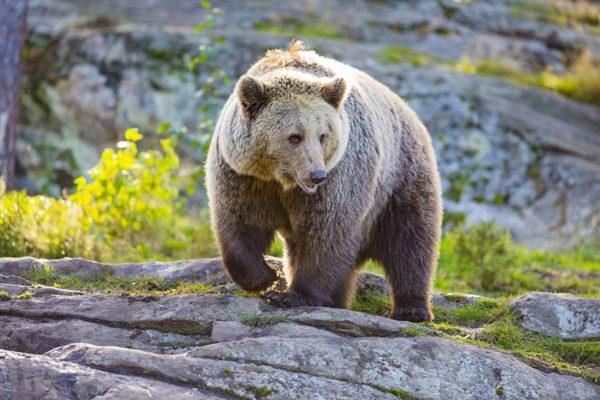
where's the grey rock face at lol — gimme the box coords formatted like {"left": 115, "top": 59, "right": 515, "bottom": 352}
{"left": 509, "top": 292, "right": 600, "bottom": 340}
{"left": 0, "top": 349, "right": 221, "bottom": 400}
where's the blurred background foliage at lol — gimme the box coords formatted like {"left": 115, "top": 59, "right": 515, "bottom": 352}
{"left": 1, "top": 0, "right": 599, "bottom": 297}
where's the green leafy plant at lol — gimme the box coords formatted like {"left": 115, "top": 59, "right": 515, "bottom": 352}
{"left": 69, "top": 129, "right": 185, "bottom": 260}
{"left": 0, "top": 186, "right": 90, "bottom": 258}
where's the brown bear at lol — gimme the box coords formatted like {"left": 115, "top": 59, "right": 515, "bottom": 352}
{"left": 206, "top": 41, "right": 442, "bottom": 322}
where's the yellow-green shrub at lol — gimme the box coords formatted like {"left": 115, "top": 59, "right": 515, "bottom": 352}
{"left": 69, "top": 128, "right": 187, "bottom": 260}
{"left": 0, "top": 189, "right": 90, "bottom": 258}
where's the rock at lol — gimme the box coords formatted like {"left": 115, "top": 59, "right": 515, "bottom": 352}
{"left": 0, "top": 283, "right": 83, "bottom": 298}
{"left": 0, "top": 315, "right": 208, "bottom": 355}
{"left": 47, "top": 343, "right": 396, "bottom": 400}
{"left": 0, "top": 256, "right": 282, "bottom": 285}
{"left": 0, "top": 274, "right": 31, "bottom": 285}
{"left": 0, "top": 292, "right": 428, "bottom": 339}
{"left": 0, "top": 349, "right": 219, "bottom": 400}
{"left": 188, "top": 336, "right": 599, "bottom": 400}
{"left": 41, "top": 334, "right": 600, "bottom": 400}
{"left": 356, "top": 272, "right": 389, "bottom": 297}
{"left": 433, "top": 293, "right": 486, "bottom": 308}
{"left": 509, "top": 292, "right": 600, "bottom": 340}
{"left": 210, "top": 321, "right": 337, "bottom": 343}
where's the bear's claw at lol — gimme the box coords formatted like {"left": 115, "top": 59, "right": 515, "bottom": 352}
{"left": 264, "top": 290, "right": 312, "bottom": 308}
{"left": 391, "top": 306, "right": 432, "bottom": 322}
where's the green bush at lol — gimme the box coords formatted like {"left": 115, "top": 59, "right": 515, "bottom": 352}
{"left": 435, "top": 222, "right": 599, "bottom": 296}
{"left": 0, "top": 188, "right": 90, "bottom": 258}
{"left": 69, "top": 128, "right": 186, "bottom": 260}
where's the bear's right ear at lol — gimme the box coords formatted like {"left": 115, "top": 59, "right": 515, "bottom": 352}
{"left": 236, "top": 75, "right": 270, "bottom": 120}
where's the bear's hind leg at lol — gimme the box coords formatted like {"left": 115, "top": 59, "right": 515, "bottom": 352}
{"left": 369, "top": 191, "right": 441, "bottom": 322}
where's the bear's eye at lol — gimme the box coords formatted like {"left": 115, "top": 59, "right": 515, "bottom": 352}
{"left": 288, "top": 135, "right": 302, "bottom": 144}
{"left": 320, "top": 134, "right": 326, "bottom": 144}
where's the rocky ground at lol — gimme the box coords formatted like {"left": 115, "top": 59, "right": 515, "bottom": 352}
{"left": 19, "top": 0, "right": 600, "bottom": 249}
{"left": 0, "top": 257, "right": 598, "bottom": 399}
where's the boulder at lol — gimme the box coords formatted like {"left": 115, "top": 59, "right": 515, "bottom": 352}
{"left": 0, "top": 349, "right": 219, "bottom": 400}
{"left": 509, "top": 292, "right": 600, "bottom": 340}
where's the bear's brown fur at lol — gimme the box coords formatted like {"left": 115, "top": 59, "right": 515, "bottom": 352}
{"left": 206, "top": 41, "right": 442, "bottom": 321}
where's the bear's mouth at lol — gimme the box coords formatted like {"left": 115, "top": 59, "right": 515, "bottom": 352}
{"left": 294, "top": 177, "right": 318, "bottom": 194}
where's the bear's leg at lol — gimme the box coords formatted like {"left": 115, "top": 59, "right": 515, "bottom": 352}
{"left": 370, "top": 191, "right": 441, "bottom": 322}
{"left": 217, "top": 222, "right": 278, "bottom": 293}
{"left": 265, "top": 233, "right": 360, "bottom": 308}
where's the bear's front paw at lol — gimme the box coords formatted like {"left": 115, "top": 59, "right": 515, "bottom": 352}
{"left": 391, "top": 306, "right": 432, "bottom": 322}
{"left": 264, "top": 290, "right": 318, "bottom": 308}
{"left": 234, "top": 266, "right": 278, "bottom": 293}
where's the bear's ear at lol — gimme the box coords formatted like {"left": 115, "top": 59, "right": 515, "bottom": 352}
{"left": 236, "top": 75, "right": 270, "bottom": 120}
{"left": 321, "top": 77, "right": 347, "bottom": 110}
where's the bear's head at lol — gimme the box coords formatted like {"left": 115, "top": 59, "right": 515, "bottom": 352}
{"left": 229, "top": 70, "right": 350, "bottom": 193}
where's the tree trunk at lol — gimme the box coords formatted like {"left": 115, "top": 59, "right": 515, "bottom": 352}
{"left": 0, "top": 0, "right": 28, "bottom": 189}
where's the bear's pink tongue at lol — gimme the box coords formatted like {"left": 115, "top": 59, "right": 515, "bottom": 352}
{"left": 295, "top": 177, "right": 318, "bottom": 194}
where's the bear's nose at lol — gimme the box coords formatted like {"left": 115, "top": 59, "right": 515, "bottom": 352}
{"left": 310, "top": 170, "right": 327, "bottom": 185}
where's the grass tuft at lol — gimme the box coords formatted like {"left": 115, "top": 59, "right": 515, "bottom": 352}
{"left": 15, "top": 291, "right": 34, "bottom": 300}
{"left": 254, "top": 14, "right": 344, "bottom": 39}
{"left": 454, "top": 53, "right": 600, "bottom": 106}
{"left": 378, "top": 45, "right": 600, "bottom": 106}
{"left": 241, "top": 314, "right": 288, "bottom": 329}
{"left": 378, "top": 46, "right": 442, "bottom": 67}
{"left": 373, "top": 385, "right": 415, "bottom": 399}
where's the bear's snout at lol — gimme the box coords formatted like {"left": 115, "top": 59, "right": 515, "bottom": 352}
{"left": 310, "top": 170, "right": 327, "bottom": 185}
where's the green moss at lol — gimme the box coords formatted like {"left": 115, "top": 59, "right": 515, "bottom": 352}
{"left": 438, "top": 310, "right": 600, "bottom": 384}
{"left": 442, "top": 293, "right": 469, "bottom": 303}
{"left": 378, "top": 46, "right": 442, "bottom": 67}
{"left": 496, "top": 386, "right": 505, "bottom": 396}
{"left": 372, "top": 385, "right": 415, "bottom": 399}
{"left": 23, "top": 265, "right": 219, "bottom": 296}
{"left": 432, "top": 299, "right": 504, "bottom": 327}
{"left": 453, "top": 56, "right": 600, "bottom": 106}
{"left": 222, "top": 368, "right": 234, "bottom": 376}
{"left": 351, "top": 294, "right": 391, "bottom": 317}
{"left": 246, "top": 385, "right": 274, "bottom": 399}
{"left": 0, "top": 290, "right": 11, "bottom": 301}
{"left": 379, "top": 43, "right": 599, "bottom": 105}
{"left": 399, "top": 326, "right": 429, "bottom": 337}
{"left": 254, "top": 15, "right": 344, "bottom": 40}
{"left": 241, "top": 314, "right": 288, "bottom": 329}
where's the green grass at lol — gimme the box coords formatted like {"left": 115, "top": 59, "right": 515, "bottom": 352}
{"left": 241, "top": 314, "right": 288, "bottom": 329}
{"left": 378, "top": 45, "right": 600, "bottom": 105}
{"left": 23, "top": 265, "right": 219, "bottom": 296}
{"left": 254, "top": 15, "right": 344, "bottom": 40}
{"left": 378, "top": 46, "right": 443, "bottom": 67}
{"left": 360, "top": 223, "right": 599, "bottom": 298}
{"left": 372, "top": 385, "right": 415, "bottom": 399}
{"left": 420, "top": 299, "right": 599, "bottom": 383}
{"left": 512, "top": 0, "right": 599, "bottom": 33}
{"left": 453, "top": 55, "right": 600, "bottom": 106}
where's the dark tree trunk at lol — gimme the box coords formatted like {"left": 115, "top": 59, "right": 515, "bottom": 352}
{"left": 0, "top": 0, "right": 28, "bottom": 189}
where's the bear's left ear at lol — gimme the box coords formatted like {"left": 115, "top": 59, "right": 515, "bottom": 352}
{"left": 321, "top": 77, "right": 347, "bottom": 110}
{"left": 236, "top": 75, "right": 270, "bottom": 120}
